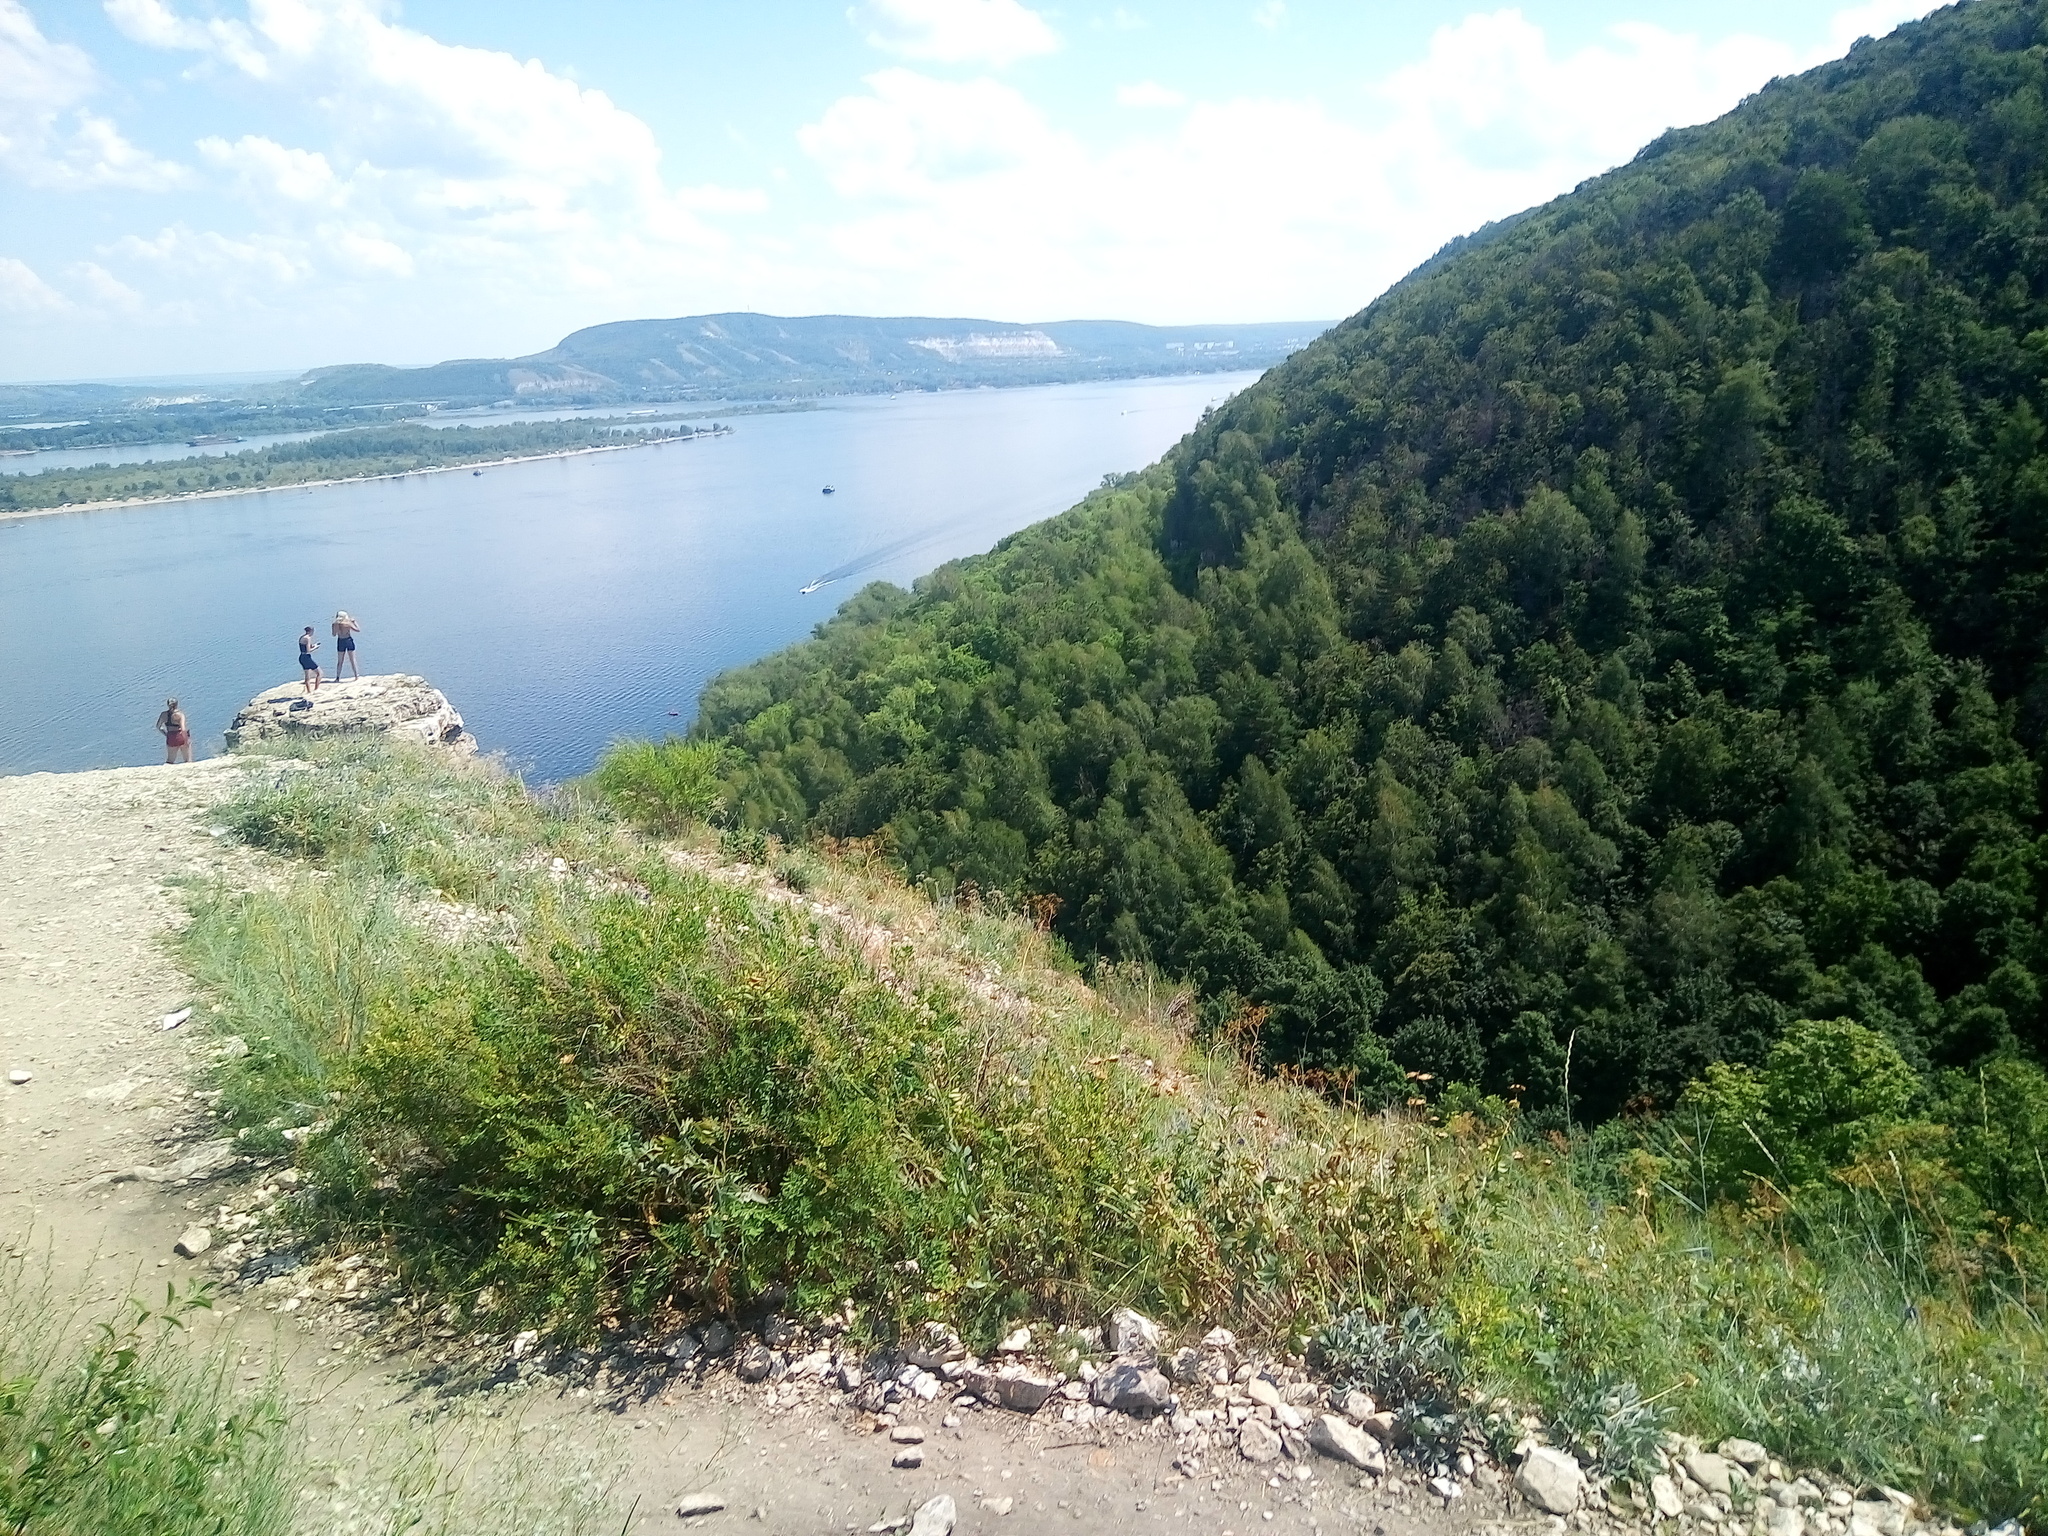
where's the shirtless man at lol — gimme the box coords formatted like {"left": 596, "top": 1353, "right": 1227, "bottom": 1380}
{"left": 331, "top": 610, "right": 363, "bottom": 681}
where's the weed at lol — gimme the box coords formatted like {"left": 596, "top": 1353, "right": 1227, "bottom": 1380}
{"left": 0, "top": 1262, "right": 297, "bottom": 1536}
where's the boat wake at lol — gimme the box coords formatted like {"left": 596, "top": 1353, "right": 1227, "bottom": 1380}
{"left": 798, "top": 517, "right": 973, "bottom": 596}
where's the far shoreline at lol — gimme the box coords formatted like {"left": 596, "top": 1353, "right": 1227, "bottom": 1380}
{"left": 0, "top": 430, "right": 724, "bottom": 525}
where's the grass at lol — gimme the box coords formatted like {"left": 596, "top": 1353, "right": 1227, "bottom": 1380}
{"left": 0, "top": 1261, "right": 297, "bottom": 1536}
{"left": 180, "top": 737, "right": 2048, "bottom": 1525}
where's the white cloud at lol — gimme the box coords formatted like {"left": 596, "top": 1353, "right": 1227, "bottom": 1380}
{"left": 0, "top": 255, "right": 70, "bottom": 314}
{"left": 76, "top": 0, "right": 769, "bottom": 352}
{"left": 791, "top": 2, "right": 1944, "bottom": 326}
{"left": 1116, "top": 80, "right": 1185, "bottom": 108}
{"left": 860, "top": 0, "right": 1059, "bottom": 67}
{"left": 0, "top": 0, "right": 187, "bottom": 189}
{"left": 198, "top": 134, "right": 339, "bottom": 202}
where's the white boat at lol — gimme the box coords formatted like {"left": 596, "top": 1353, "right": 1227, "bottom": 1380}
{"left": 799, "top": 580, "right": 827, "bottom": 595}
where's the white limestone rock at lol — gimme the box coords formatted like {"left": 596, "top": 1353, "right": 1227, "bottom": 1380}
{"left": 1515, "top": 1446, "right": 1587, "bottom": 1515}
{"left": 225, "top": 674, "right": 472, "bottom": 753}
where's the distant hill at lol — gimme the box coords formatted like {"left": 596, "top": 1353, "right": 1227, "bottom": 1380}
{"left": 295, "top": 313, "right": 1326, "bottom": 407}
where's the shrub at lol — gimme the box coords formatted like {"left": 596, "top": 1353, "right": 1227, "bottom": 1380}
{"left": 1677, "top": 1017, "right": 1919, "bottom": 1199}
{"left": 589, "top": 739, "right": 728, "bottom": 834}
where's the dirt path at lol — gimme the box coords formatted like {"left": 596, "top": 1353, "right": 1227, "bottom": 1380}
{"left": 0, "top": 759, "right": 1512, "bottom": 1536}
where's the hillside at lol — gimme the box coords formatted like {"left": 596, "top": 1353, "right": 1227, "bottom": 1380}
{"left": 295, "top": 312, "right": 1324, "bottom": 407}
{"left": 698, "top": 0, "right": 2048, "bottom": 1129}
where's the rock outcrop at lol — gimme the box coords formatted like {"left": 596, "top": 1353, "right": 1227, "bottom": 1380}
{"left": 225, "top": 675, "right": 472, "bottom": 753}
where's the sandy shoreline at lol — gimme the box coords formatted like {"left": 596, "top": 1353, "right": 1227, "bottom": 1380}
{"left": 0, "top": 427, "right": 723, "bottom": 525}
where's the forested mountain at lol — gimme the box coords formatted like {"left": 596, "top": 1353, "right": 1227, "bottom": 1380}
{"left": 698, "top": 0, "right": 2048, "bottom": 1125}
{"left": 294, "top": 314, "right": 1322, "bottom": 407}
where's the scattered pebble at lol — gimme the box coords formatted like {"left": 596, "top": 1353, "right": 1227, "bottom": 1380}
{"left": 675, "top": 1490, "right": 726, "bottom": 1518}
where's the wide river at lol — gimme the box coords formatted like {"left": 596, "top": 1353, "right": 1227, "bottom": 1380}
{"left": 0, "top": 372, "right": 1259, "bottom": 780}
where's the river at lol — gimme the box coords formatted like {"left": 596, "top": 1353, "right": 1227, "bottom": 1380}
{"left": 0, "top": 372, "right": 1258, "bottom": 780}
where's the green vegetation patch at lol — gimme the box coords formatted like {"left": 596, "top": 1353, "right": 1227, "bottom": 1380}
{"left": 0, "top": 1268, "right": 296, "bottom": 1536}
{"left": 695, "top": 0, "right": 2048, "bottom": 1151}
{"left": 185, "top": 739, "right": 2048, "bottom": 1521}
{"left": 0, "top": 418, "right": 707, "bottom": 511}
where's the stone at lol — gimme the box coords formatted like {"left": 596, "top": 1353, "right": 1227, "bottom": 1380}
{"left": 1238, "top": 1419, "right": 1283, "bottom": 1464}
{"left": 980, "top": 1496, "right": 1013, "bottom": 1517}
{"left": 890, "top": 1446, "right": 924, "bottom": 1469}
{"left": 890, "top": 1425, "right": 926, "bottom": 1444}
{"left": 1515, "top": 1447, "right": 1587, "bottom": 1516}
{"left": 174, "top": 1226, "right": 211, "bottom": 1258}
{"left": 697, "top": 1321, "right": 734, "bottom": 1357}
{"left": 1279, "top": 1428, "right": 1311, "bottom": 1462}
{"left": 1652, "top": 1475, "right": 1685, "bottom": 1519}
{"left": 1361, "top": 1411, "right": 1408, "bottom": 1448}
{"left": 1788, "top": 1479, "right": 1823, "bottom": 1506}
{"left": 663, "top": 1333, "right": 703, "bottom": 1366}
{"left": 1165, "top": 1346, "right": 1205, "bottom": 1383}
{"left": 761, "top": 1312, "right": 794, "bottom": 1348}
{"left": 908, "top": 1495, "right": 956, "bottom": 1536}
{"left": 225, "top": 674, "right": 473, "bottom": 753}
{"left": 1765, "top": 1507, "right": 1805, "bottom": 1536}
{"left": 1684, "top": 1452, "right": 1739, "bottom": 1497}
{"left": 962, "top": 1368, "right": 1057, "bottom": 1414}
{"left": 1089, "top": 1362, "right": 1172, "bottom": 1415}
{"left": 1201, "top": 1326, "right": 1237, "bottom": 1351}
{"left": 1245, "top": 1376, "right": 1285, "bottom": 1410}
{"left": 1336, "top": 1389, "right": 1375, "bottom": 1423}
{"left": 1720, "top": 1440, "right": 1771, "bottom": 1471}
{"left": 905, "top": 1322, "right": 963, "bottom": 1368}
{"left": 1852, "top": 1502, "right": 1905, "bottom": 1536}
{"left": 1429, "top": 1475, "right": 1463, "bottom": 1501}
{"left": 735, "top": 1345, "right": 774, "bottom": 1383}
{"left": 837, "top": 1361, "right": 865, "bottom": 1391}
{"left": 1307, "top": 1414, "right": 1386, "bottom": 1473}
{"left": 676, "top": 1491, "right": 726, "bottom": 1518}
{"left": 1107, "top": 1307, "right": 1164, "bottom": 1359}
{"left": 8, "top": 1070, "right": 32, "bottom": 1086}
{"left": 997, "top": 1327, "right": 1031, "bottom": 1353}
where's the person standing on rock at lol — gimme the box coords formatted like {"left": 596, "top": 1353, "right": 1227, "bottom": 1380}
{"left": 298, "top": 626, "right": 322, "bottom": 694}
{"left": 330, "top": 610, "right": 363, "bottom": 682}
{"left": 155, "top": 698, "right": 192, "bottom": 764}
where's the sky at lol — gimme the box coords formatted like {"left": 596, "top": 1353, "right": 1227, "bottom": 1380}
{"left": 0, "top": 0, "right": 1947, "bottom": 382}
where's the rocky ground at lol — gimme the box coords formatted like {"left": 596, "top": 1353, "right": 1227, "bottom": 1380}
{"left": 0, "top": 753, "right": 2012, "bottom": 1536}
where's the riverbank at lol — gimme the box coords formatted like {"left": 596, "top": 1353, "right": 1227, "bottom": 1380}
{"left": 0, "top": 422, "right": 727, "bottom": 523}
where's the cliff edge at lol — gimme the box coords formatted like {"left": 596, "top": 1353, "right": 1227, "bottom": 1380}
{"left": 224, "top": 674, "right": 472, "bottom": 753}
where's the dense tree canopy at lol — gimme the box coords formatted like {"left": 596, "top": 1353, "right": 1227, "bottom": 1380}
{"left": 699, "top": 0, "right": 2048, "bottom": 1125}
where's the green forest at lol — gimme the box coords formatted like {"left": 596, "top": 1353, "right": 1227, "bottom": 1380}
{"left": 699, "top": 0, "right": 2048, "bottom": 1155}
{"left": 0, "top": 418, "right": 710, "bottom": 511}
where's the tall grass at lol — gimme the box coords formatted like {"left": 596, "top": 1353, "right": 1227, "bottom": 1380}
{"left": 184, "top": 739, "right": 2047, "bottom": 1524}
{"left": 0, "top": 1261, "right": 297, "bottom": 1536}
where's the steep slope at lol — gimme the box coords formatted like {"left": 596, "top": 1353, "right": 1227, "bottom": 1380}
{"left": 699, "top": 0, "right": 2048, "bottom": 1124}
{"left": 294, "top": 313, "right": 1323, "bottom": 406}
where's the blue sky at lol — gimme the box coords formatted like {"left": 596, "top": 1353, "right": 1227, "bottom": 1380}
{"left": 2, "top": 0, "right": 1942, "bottom": 381}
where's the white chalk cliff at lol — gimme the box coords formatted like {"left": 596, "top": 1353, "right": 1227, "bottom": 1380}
{"left": 225, "top": 675, "right": 472, "bottom": 753}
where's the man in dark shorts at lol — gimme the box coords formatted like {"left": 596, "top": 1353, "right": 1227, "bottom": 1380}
{"left": 331, "top": 610, "right": 363, "bottom": 681}
{"left": 299, "top": 626, "right": 322, "bottom": 693}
